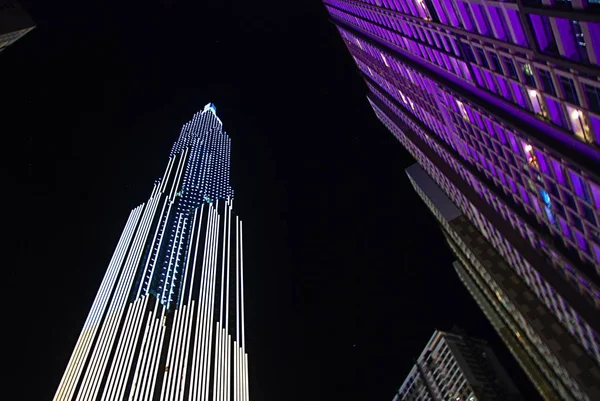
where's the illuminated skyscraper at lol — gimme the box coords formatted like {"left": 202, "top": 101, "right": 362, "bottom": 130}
{"left": 0, "top": 1, "right": 34, "bottom": 53}
{"left": 394, "top": 329, "right": 523, "bottom": 401}
{"left": 323, "top": 1, "right": 600, "bottom": 400}
{"left": 406, "top": 162, "right": 600, "bottom": 401}
{"left": 54, "top": 104, "right": 250, "bottom": 401}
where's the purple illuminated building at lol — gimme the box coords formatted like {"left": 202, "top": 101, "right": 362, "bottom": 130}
{"left": 322, "top": 0, "right": 600, "bottom": 400}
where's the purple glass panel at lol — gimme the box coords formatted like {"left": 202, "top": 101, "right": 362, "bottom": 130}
{"left": 593, "top": 243, "right": 600, "bottom": 264}
{"left": 511, "top": 82, "right": 526, "bottom": 108}
{"left": 532, "top": 195, "right": 542, "bottom": 215}
{"left": 559, "top": 217, "right": 572, "bottom": 239}
{"left": 568, "top": 169, "right": 588, "bottom": 201}
{"left": 590, "top": 115, "right": 600, "bottom": 146}
{"left": 508, "top": 177, "right": 517, "bottom": 193}
{"left": 506, "top": 9, "right": 527, "bottom": 46}
{"left": 507, "top": 132, "right": 521, "bottom": 154}
{"left": 534, "top": 149, "right": 549, "bottom": 174}
{"left": 590, "top": 182, "right": 600, "bottom": 209}
{"left": 472, "top": 65, "right": 485, "bottom": 87}
{"left": 483, "top": 70, "right": 497, "bottom": 93}
{"left": 487, "top": 6, "right": 506, "bottom": 40}
{"left": 471, "top": 4, "right": 490, "bottom": 36}
{"left": 555, "top": 18, "right": 578, "bottom": 60}
{"left": 551, "top": 157, "right": 566, "bottom": 184}
{"left": 498, "top": 170, "right": 507, "bottom": 186}
{"left": 588, "top": 23, "right": 600, "bottom": 67}
{"left": 456, "top": 2, "right": 474, "bottom": 32}
{"left": 545, "top": 97, "right": 565, "bottom": 128}
{"left": 441, "top": 0, "right": 459, "bottom": 26}
{"left": 529, "top": 14, "right": 551, "bottom": 52}
{"left": 575, "top": 230, "right": 588, "bottom": 253}
{"left": 519, "top": 185, "right": 530, "bottom": 204}
{"left": 497, "top": 76, "right": 512, "bottom": 101}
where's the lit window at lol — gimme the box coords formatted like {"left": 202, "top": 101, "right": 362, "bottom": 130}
{"left": 456, "top": 100, "right": 469, "bottom": 121}
{"left": 380, "top": 53, "right": 390, "bottom": 67}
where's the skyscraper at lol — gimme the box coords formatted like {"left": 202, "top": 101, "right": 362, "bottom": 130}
{"left": 0, "top": 1, "right": 34, "bottom": 53}
{"left": 394, "top": 329, "right": 523, "bottom": 401}
{"left": 54, "top": 104, "right": 250, "bottom": 401}
{"left": 406, "top": 162, "right": 600, "bottom": 401}
{"left": 322, "top": 0, "right": 600, "bottom": 399}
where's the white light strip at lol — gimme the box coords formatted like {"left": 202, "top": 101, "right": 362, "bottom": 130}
{"left": 159, "top": 157, "right": 175, "bottom": 194}
{"left": 146, "top": 309, "right": 167, "bottom": 401}
{"left": 137, "top": 197, "right": 169, "bottom": 299}
{"left": 225, "top": 202, "right": 232, "bottom": 334}
{"left": 202, "top": 211, "right": 219, "bottom": 401}
{"left": 239, "top": 221, "right": 245, "bottom": 351}
{"left": 128, "top": 307, "right": 154, "bottom": 400}
{"left": 159, "top": 308, "right": 179, "bottom": 401}
{"left": 194, "top": 206, "right": 214, "bottom": 401}
{"left": 137, "top": 306, "right": 163, "bottom": 400}
{"left": 101, "top": 299, "right": 138, "bottom": 400}
{"left": 81, "top": 196, "right": 160, "bottom": 400}
{"left": 77, "top": 200, "right": 155, "bottom": 400}
{"left": 54, "top": 206, "right": 143, "bottom": 401}
{"left": 161, "top": 214, "right": 184, "bottom": 305}
{"left": 146, "top": 201, "right": 174, "bottom": 297}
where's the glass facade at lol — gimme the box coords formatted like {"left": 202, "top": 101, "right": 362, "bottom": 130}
{"left": 323, "top": 0, "right": 600, "bottom": 378}
{"left": 394, "top": 330, "right": 523, "bottom": 401}
{"left": 53, "top": 106, "right": 250, "bottom": 401}
{"left": 406, "top": 163, "right": 600, "bottom": 401}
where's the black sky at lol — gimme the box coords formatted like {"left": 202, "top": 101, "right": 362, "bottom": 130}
{"left": 5, "top": 1, "right": 542, "bottom": 400}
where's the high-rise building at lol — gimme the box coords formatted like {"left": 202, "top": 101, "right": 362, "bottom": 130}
{"left": 53, "top": 104, "right": 250, "bottom": 401}
{"left": 394, "top": 329, "right": 523, "bottom": 401}
{"left": 406, "top": 162, "right": 600, "bottom": 401}
{"left": 0, "top": 1, "right": 34, "bottom": 53}
{"left": 322, "top": 0, "right": 600, "bottom": 399}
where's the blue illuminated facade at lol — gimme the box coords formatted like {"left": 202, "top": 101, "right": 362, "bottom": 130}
{"left": 132, "top": 104, "right": 234, "bottom": 309}
{"left": 54, "top": 105, "right": 250, "bottom": 401}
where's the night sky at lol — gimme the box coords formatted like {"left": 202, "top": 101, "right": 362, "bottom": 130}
{"left": 6, "top": 1, "right": 542, "bottom": 400}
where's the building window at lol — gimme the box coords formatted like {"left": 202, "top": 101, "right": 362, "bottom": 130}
{"left": 475, "top": 47, "right": 489, "bottom": 69}
{"left": 489, "top": 53, "right": 502, "bottom": 72}
{"left": 570, "top": 20, "right": 589, "bottom": 63}
{"left": 503, "top": 57, "right": 518, "bottom": 79}
{"left": 583, "top": 84, "right": 600, "bottom": 114}
{"left": 559, "top": 76, "right": 580, "bottom": 105}
{"left": 521, "top": 63, "right": 536, "bottom": 87}
{"left": 537, "top": 69, "right": 556, "bottom": 96}
{"left": 462, "top": 43, "right": 476, "bottom": 63}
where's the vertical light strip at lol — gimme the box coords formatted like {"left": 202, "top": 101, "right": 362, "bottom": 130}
{"left": 128, "top": 308, "right": 155, "bottom": 400}
{"left": 184, "top": 206, "right": 203, "bottom": 305}
{"left": 54, "top": 206, "right": 143, "bottom": 401}
{"left": 190, "top": 208, "right": 209, "bottom": 401}
{"left": 159, "top": 157, "right": 175, "bottom": 194}
{"left": 78, "top": 197, "right": 158, "bottom": 401}
{"left": 202, "top": 211, "right": 219, "bottom": 401}
{"left": 101, "top": 299, "right": 139, "bottom": 400}
{"left": 146, "top": 309, "right": 167, "bottom": 401}
{"left": 213, "top": 321, "right": 222, "bottom": 401}
{"left": 195, "top": 206, "right": 216, "bottom": 401}
{"left": 105, "top": 296, "right": 146, "bottom": 400}
{"left": 159, "top": 309, "right": 179, "bottom": 401}
{"left": 161, "top": 214, "right": 184, "bottom": 305}
{"left": 136, "top": 308, "right": 162, "bottom": 400}
{"left": 146, "top": 202, "right": 174, "bottom": 297}
{"left": 239, "top": 221, "right": 245, "bottom": 351}
{"left": 166, "top": 216, "right": 188, "bottom": 310}
{"left": 136, "top": 197, "right": 168, "bottom": 299}
{"left": 224, "top": 202, "right": 232, "bottom": 364}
